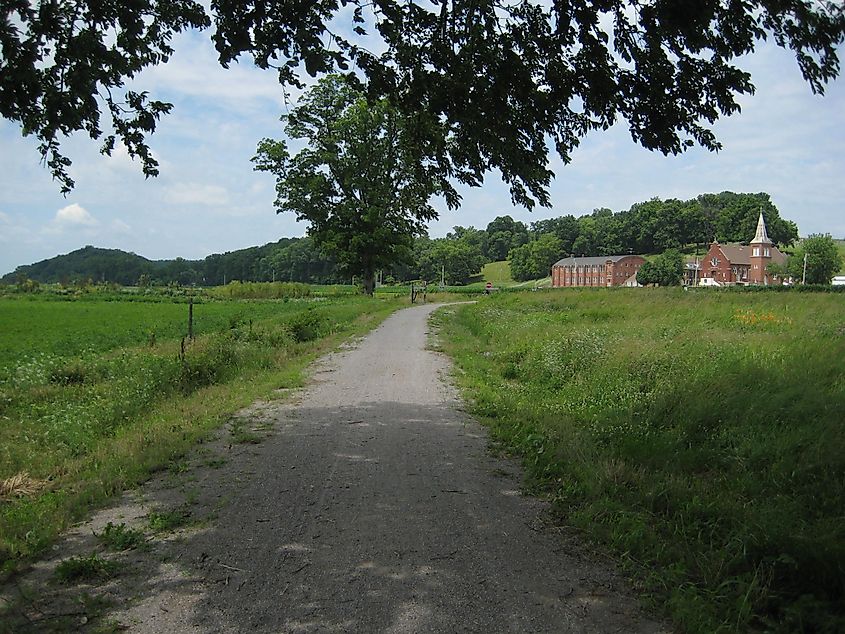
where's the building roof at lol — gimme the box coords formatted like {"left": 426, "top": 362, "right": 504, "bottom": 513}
{"left": 552, "top": 254, "right": 641, "bottom": 267}
{"left": 751, "top": 211, "right": 771, "bottom": 245}
{"left": 718, "top": 244, "right": 752, "bottom": 265}
{"left": 714, "top": 242, "right": 788, "bottom": 266}
{"left": 770, "top": 248, "right": 788, "bottom": 266}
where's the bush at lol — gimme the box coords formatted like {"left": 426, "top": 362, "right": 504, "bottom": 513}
{"left": 285, "top": 309, "right": 331, "bottom": 342}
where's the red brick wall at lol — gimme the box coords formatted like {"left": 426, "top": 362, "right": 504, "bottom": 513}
{"left": 552, "top": 256, "right": 646, "bottom": 288}
{"left": 701, "top": 245, "right": 733, "bottom": 283}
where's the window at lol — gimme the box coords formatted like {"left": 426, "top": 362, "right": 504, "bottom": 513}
{"left": 753, "top": 247, "right": 760, "bottom": 257}
{"left": 765, "top": 248, "right": 770, "bottom": 257}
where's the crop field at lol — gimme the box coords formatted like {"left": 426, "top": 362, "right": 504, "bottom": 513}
{"left": 0, "top": 291, "right": 403, "bottom": 571}
{"left": 0, "top": 297, "right": 296, "bottom": 370}
{"left": 435, "top": 288, "right": 844, "bottom": 633}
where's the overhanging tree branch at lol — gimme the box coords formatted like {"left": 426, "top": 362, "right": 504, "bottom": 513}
{"left": 1, "top": 1, "right": 843, "bottom": 204}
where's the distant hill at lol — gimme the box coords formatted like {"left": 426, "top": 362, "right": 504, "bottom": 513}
{"left": 1, "top": 238, "right": 343, "bottom": 287}
{"left": 1, "top": 246, "right": 168, "bottom": 286}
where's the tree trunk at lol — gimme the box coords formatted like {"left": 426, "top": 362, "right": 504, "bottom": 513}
{"left": 362, "top": 273, "right": 375, "bottom": 296}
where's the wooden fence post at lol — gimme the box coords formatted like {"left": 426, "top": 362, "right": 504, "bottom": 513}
{"left": 188, "top": 298, "right": 194, "bottom": 340}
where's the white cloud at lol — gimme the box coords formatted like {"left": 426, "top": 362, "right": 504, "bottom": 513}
{"left": 139, "top": 32, "right": 286, "bottom": 112}
{"left": 0, "top": 210, "right": 10, "bottom": 224}
{"left": 110, "top": 219, "right": 132, "bottom": 234}
{"left": 165, "top": 182, "right": 230, "bottom": 206}
{"left": 54, "top": 203, "right": 98, "bottom": 227}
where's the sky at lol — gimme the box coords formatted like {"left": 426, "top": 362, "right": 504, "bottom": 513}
{"left": 1, "top": 28, "right": 843, "bottom": 276}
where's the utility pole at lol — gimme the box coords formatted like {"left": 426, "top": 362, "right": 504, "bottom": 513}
{"left": 802, "top": 252, "right": 808, "bottom": 285}
{"left": 441, "top": 264, "right": 445, "bottom": 287}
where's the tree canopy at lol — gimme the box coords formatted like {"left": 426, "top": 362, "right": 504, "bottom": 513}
{"left": 253, "top": 75, "right": 450, "bottom": 294}
{"left": 416, "top": 236, "right": 486, "bottom": 285}
{"left": 787, "top": 234, "right": 844, "bottom": 284}
{"left": 509, "top": 234, "right": 563, "bottom": 282}
{"left": 636, "top": 249, "right": 684, "bottom": 286}
{"left": 2, "top": 1, "right": 843, "bottom": 202}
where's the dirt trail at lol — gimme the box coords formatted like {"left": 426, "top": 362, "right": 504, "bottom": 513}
{"left": 4, "top": 304, "right": 668, "bottom": 633}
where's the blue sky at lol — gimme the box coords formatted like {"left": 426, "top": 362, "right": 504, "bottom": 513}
{"left": 1, "top": 30, "right": 843, "bottom": 276}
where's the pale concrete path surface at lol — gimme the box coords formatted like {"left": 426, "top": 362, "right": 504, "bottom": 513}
{"left": 6, "top": 303, "right": 668, "bottom": 633}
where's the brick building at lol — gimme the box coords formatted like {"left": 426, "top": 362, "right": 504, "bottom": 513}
{"left": 700, "top": 212, "right": 787, "bottom": 285}
{"left": 551, "top": 254, "right": 646, "bottom": 288}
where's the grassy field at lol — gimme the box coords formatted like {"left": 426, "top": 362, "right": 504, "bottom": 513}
{"left": 434, "top": 288, "right": 844, "bottom": 633}
{"left": 0, "top": 297, "right": 296, "bottom": 369}
{"left": 0, "top": 292, "right": 404, "bottom": 573}
{"left": 480, "top": 261, "right": 515, "bottom": 286}
{"left": 460, "top": 260, "right": 551, "bottom": 290}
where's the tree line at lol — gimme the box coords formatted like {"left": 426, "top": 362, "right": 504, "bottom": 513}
{"left": 506, "top": 191, "right": 798, "bottom": 282}
{"left": 1, "top": 240, "right": 341, "bottom": 288}
{"left": 3, "top": 191, "right": 802, "bottom": 288}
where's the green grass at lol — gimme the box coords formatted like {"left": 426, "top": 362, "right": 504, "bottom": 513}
{"left": 480, "top": 261, "right": 515, "bottom": 286}
{"left": 96, "top": 522, "right": 146, "bottom": 551}
{"left": 147, "top": 508, "right": 193, "bottom": 533}
{"left": 435, "top": 289, "right": 845, "bottom": 633}
{"left": 0, "top": 296, "right": 312, "bottom": 371}
{"left": 0, "top": 293, "right": 404, "bottom": 573}
{"left": 465, "top": 260, "right": 551, "bottom": 289}
{"left": 55, "top": 554, "right": 120, "bottom": 584}
{"left": 207, "top": 281, "right": 312, "bottom": 300}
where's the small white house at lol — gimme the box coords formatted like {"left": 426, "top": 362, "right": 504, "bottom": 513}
{"left": 832, "top": 275, "right": 845, "bottom": 286}
{"left": 623, "top": 272, "right": 641, "bottom": 287}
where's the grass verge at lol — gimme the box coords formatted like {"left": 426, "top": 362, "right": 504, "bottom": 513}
{"left": 434, "top": 288, "right": 844, "bottom": 633}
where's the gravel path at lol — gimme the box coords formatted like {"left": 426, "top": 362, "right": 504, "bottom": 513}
{"left": 5, "top": 303, "right": 668, "bottom": 633}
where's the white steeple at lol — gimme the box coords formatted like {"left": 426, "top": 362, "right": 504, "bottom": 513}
{"left": 750, "top": 210, "right": 771, "bottom": 245}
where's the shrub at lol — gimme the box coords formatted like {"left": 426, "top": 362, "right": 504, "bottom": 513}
{"left": 285, "top": 309, "right": 331, "bottom": 342}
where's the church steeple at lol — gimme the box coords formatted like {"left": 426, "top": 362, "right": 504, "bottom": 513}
{"left": 750, "top": 210, "right": 771, "bottom": 245}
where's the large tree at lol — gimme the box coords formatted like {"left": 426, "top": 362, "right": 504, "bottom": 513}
{"left": 509, "top": 233, "right": 563, "bottom": 282}
{"left": 484, "top": 216, "right": 530, "bottom": 261}
{"left": 252, "top": 75, "right": 450, "bottom": 295}
{"left": 636, "top": 249, "right": 684, "bottom": 286}
{"left": 787, "top": 234, "right": 844, "bottom": 284}
{"left": 2, "top": 2, "right": 843, "bottom": 202}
